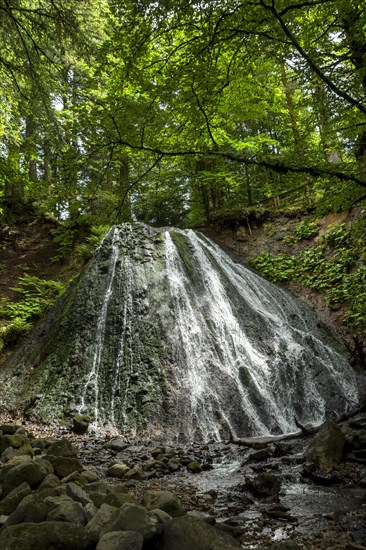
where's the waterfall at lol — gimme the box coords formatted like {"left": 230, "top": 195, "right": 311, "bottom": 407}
{"left": 1, "top": 223, "right": 362, "bottom": 442}
{"left": 163, "top": 229, "right": 359, "bottom": 441}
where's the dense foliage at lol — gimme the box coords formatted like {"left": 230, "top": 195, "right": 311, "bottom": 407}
{"left": 0, "top": 0, "right": 366, "bottom": 225}
{"left": 0, "top": 1, "right": 365, "bottom": 355}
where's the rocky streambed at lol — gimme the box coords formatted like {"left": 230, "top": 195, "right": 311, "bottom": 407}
{"left": 1, "top": 416, "right": 366, "bottom": 550}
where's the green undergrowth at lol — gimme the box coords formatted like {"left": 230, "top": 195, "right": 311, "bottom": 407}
{"left": 0, "top": 275, "right": 66, "bottom": 350}
{"left": 250, "top": 218, "right": 366, "bottom": 356}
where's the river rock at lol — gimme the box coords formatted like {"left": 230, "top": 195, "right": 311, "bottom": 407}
{"left": 107, "top": 462, "right": 130, "bottom": 478}
{"left": 142, "top": 490, "right": 184, "bottom": 517}
{"left": 306, "top": 421, "right": 346, "bottom": 472}
{"left": 46, "top": 439, "right": 78, "bottom": 457}
{"left": 0, "top": 434, "right": 33, "bottom": 455}
{"left": 47, "top": 455, "right": 83, "bottom": 478}
{"left": 96, "top": 530, "right": 143, "bottom": 550}
{"left": 37, "top": 474, "right": 61, "bottom": 490}
{"left": 65, "top": 481, "right": 93, "bottom": 506}
{"left": 250, "top": 473, "right": 282, "bottom": 497}
{"left": 187, "top": 461, "right": 202, "bottom": 473}
{"left": 3, "top": 494, "right": 49, "bottom": 527}
{"left": 0, "top": 521, "right": 95, "bottom": 550}
{"left": 2, "top": 460, "right": 48, "bottom": 496}
{"left": 159, "top": 515, "right": 242, "bottom": 550}
{"left": 349, "top": 430, "right": 366, "bottom": 451}
{"left": 0, "top": 482, "right": 31, "bottom": 515}
{"left": 47, "top": 498, "right": 88, "bottom": 525}
{"left": 0, "top": 424, "right": 20, "bottom": 435}
{"left": 72, "top": 414, "right": 92, "bottom": 434}
{"left": 99, "top": 502, "right": 160, "bottom": 541}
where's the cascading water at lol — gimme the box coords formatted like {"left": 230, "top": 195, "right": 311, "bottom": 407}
{"left": 0, "top": 223, "right": 362, "bottom": 442}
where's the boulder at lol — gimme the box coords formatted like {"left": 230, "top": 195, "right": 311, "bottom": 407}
{"left": 0, "top": 424, "right": 20, "bottom": 435}
{"left": 47, "top": 455, "right": 83, "bottom": 478}
{"left": 46, "top": 439, "right": 78, "bottom": 457}
{"left": 250, "top": 473, "right": 282, "bottom": 497}
{"left": 349, "top": 430, "right": 366, "bottom": 451}
{"left": 100, "top": 502, "right": 160, "bottom": 542}
{"left": 65, "top": 481, "right": 93, "bottom": 506}
{"left": 0, "top": 482, "right": 31, "bottom": 515}
{"left": 72, "top": 415, "right": 92, "bottom": 435}
{"left": 3, "top": 494, "right": 49, "bottom": 527}
{"left": 159, "top": 515, "right": 242, "bottom": 550}
{"left": 47, "top": 499, "right": 88, "bottom": 525}
{"left": 0, "top": 521, "right": 95, "bottom": 550}
{"left": 85, "top": 503, "right": 117, "bottom": 540}
{"left": 104, "top": 440, "right": 130, "bottom": 452}
{"left": 37, "top": 474, "right": 61, "bottom": 491}
{"left": 96, "top": 530, "right": 143, "bottom": 550}
{"left": 2, "top": 460, "right": 48, "bottom": 496}
{"left": 0, "top": 434, "right": 33, "bottom": 455}
{"left": 142, "top": 490, "right": 184, "bottom": 517}
{"left": 306, "top": 421, "right": 346, "bottom": 472}
{"left": 107, "top": 462, "right": 130, "bottom": 478}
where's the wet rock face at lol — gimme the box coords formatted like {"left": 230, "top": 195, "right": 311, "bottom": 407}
{"left": 0, "top": 223, "right": 361, "bottom": 440}
{"left": 306, "top": 421, "right": 346, "bottom": 473}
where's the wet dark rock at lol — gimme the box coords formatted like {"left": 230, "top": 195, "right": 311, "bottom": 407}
{"left": 349, "top": 430, "right": 366, "bottom": 451}
{"left": 37, "top": 474, "right": 60, "bottom": 491}
{"left": 0, "top": 521, "right": 95, "bottom": 550}
{"left": 248, "top": 449, "right": 272, "bottom": 461}
{"left": 65, "top": 481, "right": 93, "bottom": 506}
{"left": 249, "top": 473, "right": 282, "bottom": 497}
{"left": 306, "top": 421, "right": 346, "bottom": 472}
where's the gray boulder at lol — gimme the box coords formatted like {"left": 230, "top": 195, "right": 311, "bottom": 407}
{"left": 96, "top": 530, "right": 143, "bottom": 550}
{"left": 0, "top": 482, "right": 31, "bottom": 515}
{"left": 159, "top": 515, "right": 242, "bottom": 550}
{"left": 85, "top": 503, "right": 117, "bottom": 540}
{"left": 142, "top": 490, "right": 184, "bottom": 517}
{"left": 306, "top": 421, "right": 346, "bottom": 472}
{"left": 2, "top": 460, "right": 48, "bottom": 496}
{"left": 3, "top": 494, "right": 49, "bottom": 527}
{"left": 0, "top": 521, "right": 95, "bottom": 550}
{"left": 100, "top": 502, "right": 160, "bottom": 542}
{"left": 250, "top": 473, "right": 282, "bottom": 497}
{"left": 47, "top": 498, "right": 88, "bottom": 525}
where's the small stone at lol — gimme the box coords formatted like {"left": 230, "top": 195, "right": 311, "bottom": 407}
{"left": 187, "top": 461, "right": 202, "bottom": 473}
{"left": 103, "top": 439, "right": 130, "bottom": 452}
{"left": 123, "top": 467, "right": 145, "bottom": 480}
